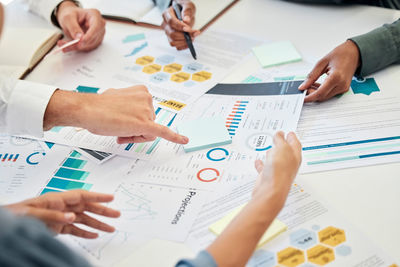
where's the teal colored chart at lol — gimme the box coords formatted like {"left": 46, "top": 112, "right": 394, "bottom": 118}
{"left": 351, "top": 77, "right": 380, "bottom": 95}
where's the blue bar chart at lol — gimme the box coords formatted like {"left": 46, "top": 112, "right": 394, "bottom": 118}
{"left": 41, "top": 150, "right": 93, "bottom": 194}
{"left": 226, "top": 101, "right": 248, "bottom": 136}
{"left": 302, "top": 135, "right": 400, "bottom": 171}
{"left": 0, "top": 153, "right": 19, "bottom": 162}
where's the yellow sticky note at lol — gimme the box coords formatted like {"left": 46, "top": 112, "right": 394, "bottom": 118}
{"left": 209, "top": 204, "right": 287, "bottom": 247}
{"left": 159, "top": 99, "right": 186, "bottom": 111}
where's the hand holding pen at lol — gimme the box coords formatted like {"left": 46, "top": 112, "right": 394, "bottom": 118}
{"left": 162, "top": 0, "right": 200, "bottom": 54}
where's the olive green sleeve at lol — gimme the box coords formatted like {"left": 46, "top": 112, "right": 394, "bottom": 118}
{"left": 349, "top": 18, "right": 400, "bottom": 77}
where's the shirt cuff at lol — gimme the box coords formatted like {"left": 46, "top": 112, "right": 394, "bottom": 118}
{"left": 349, "top": 20, "right": 400, "bottom": 77}
{"left": 34, "top": 0, "right": 64, "bottom": 23}
{"left": 6, "top": 80, "right": 57, "bottom": 137}
{"left": 175, "top": 250, "right": 218, "bottom": 267}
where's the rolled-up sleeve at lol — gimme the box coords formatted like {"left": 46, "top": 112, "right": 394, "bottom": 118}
{"left": 0, "top": 76, "right": 57, "bottom": 137}
{"left": 176, "top": 251, "right": 218, "bottom": 267}
{"left": 350, "top": 18, "right": 400, "bottom": 76}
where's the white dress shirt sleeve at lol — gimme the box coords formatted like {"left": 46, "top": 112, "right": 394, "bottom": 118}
{"left": 0, "top": 76, "right": 57, "bottom": 137}
{"left": 22, "top": 0, "right": 63, "bottom": 23}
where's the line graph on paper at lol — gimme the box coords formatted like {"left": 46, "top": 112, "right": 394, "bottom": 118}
{"left": 68, "top": 231, "right": 147, "bottom": 266}
{"left": 114, "top": 183, "right": 158, "bottom": 221}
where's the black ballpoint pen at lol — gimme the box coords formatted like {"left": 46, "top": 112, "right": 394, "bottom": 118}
{"left": 172, "top": 1, "right": 197, "bottom": 60}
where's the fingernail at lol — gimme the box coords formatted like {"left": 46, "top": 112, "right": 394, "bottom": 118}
{"left": 299, "top": 81, "right": 306, "bottom": 89}
{"left": 75, "top": 33, "right": 83, "bottom": 40}
{"left": 184, "top": 16, "right": 190, "bottom": 22}
{"left": 183, "top": 26, "right": 190, "bottom": 32}
{"left": 182, "top": 136, "right": 189, "bottom": 143}
{"left": 64, "top": 212, "right": 75, "bottom": 222}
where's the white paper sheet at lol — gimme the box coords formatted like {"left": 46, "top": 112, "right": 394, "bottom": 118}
{"left": 298, "top": 86, "right": 400, "bottom": 173}
{"left": 185, "top": 179, "right": 397, "bottom": 266}
{"left": 0, "top": 135, "right": 47, "bottom": 204}
{"left": 102, "top": 182, "right": 209, "bottom": 242}
{"left": 119, "top": 81, "right": 305, "bottom": 190}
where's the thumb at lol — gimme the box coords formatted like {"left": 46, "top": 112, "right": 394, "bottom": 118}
{"left": 27, "top": 207, "right": 76, "bottom": 224}
{"left": 254, "top": 159, "right": 264, "bottom": 174}
{"left": 286, "top": 132, "right": 302, "bottom": 158}
{"left": 299, "top": 59, "right": 328, "bottom": 90}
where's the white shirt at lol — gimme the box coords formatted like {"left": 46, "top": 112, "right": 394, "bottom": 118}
{"left": 0, "top": 0, "right": 63, "bottom": 137}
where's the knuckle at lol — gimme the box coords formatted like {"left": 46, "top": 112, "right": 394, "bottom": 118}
{"left": 170, "top": 32, "right": 181, "bottom": 40}
{"left": 330, "top": 72, "right": 343, "bottom": 83}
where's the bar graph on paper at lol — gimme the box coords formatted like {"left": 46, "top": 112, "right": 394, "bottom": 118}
{"left": 0, "top": 153, "right": 20, "bottom": 163}
{"left": 301, "top": 135, "right": 400, "bottom": 173}
{"left": 41, "top": 150, "right": 93, "bottom": 194}
{"left": 226, "top": 101, "right": 248, "bottom": 136}
{"left": 123, "top": 107, "right": 177, "bottom": 155}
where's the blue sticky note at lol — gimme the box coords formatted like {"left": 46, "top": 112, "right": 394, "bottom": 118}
{"left": 351, "top": 77, "right": 380, "bottom": 95}
{"left": 177, "top": 117, "right": 232, "bottom": 153}
{"left": 122, "top": 33, "right": 146, "bottom": 43}
{"left": 252, "top": 41, "right": 302, "bottom": 68}
{"left": 124, "top": 42, "right": 148, "bottom": 57}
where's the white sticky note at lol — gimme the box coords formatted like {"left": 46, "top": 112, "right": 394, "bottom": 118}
{"left": 252, "top": 41, "right": 302, "bottom": 68}
{"left": 177, "top": 116, "right": 232, "bottom": 153}
{"left": 209, "top": 204, "right": 287, "bottom": 247}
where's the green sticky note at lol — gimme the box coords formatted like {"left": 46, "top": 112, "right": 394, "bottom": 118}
{"left": 252, "top": 41, "right": 302, "bottom": 68}
{"left": 177, "top": 116, "right": 232, "bottom": 153}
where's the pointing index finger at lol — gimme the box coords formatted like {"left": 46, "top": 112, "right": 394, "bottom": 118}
{"left": 147, "top": 123, "right": 189, "bottom": 144}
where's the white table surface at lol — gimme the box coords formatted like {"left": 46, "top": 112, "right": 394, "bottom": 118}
{"left": 4, "top": 0, "right": 400, "bottom": 265}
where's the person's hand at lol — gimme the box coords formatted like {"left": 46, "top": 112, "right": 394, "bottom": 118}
{"left": 253, "top": 132, "right": 302, "bottom": 203}
{"left": 298, "top": 40, "right": 360, "bottom": 102}
{"left": 0, "top": 4, "right": 4, "bottom": 36}
{"left": 43, "top": 85, "right": 189, "bottom": 145}
{"left": 5, "top": 190, "right": 120, "bottom": 239}
{"left": 162, "top": 0, "right": 200, "bottom": 50}
{"left": 56, "top": 1, "right": 106, "bottom": 52}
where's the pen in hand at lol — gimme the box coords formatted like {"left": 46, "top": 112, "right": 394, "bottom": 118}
{"left": 172, "top": 1, "right": 197, "bottom": 60}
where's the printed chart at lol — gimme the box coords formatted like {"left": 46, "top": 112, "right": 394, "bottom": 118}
{"left": 105, "top": 182, "right": 209, "bottom": 242}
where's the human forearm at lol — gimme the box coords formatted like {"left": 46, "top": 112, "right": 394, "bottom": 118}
{"left": 43, "top": 89, "right": 92, "bottom": 131}
{"left": 205, "top": 132, "right": 301, "bottom": 267}
{"left": 43, "top": 86, "right": 189, "bottom": 144}
{"left": 206, "top": 187, "right": 287, "bottom": 267}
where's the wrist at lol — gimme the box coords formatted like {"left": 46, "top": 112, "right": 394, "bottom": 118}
{"left": 43, "top": 90, "right": 89, "bottom": 130}
{"left": 251, "top": 186, "right": 287, "bottom": 217}
{"left": 57, "top": 1, "right": 79, "bottom": 18}
{"left": 253, "top": 177, "right": 292, "bottom": 210}
{"left": 346, "top": 40, "right": 361, "bottom": 68}
{"left": 52, "top": 0, "right": 80, "bottom": 27}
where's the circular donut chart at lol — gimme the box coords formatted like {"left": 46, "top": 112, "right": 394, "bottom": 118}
{"left": 206, "top": 148, "right": 229, "bottom": 161}
{"left": 196, "top": 168, "right": 220, "bottom": 182}
{"left": 246, "top": 133, "right": 273, "bottom": 152}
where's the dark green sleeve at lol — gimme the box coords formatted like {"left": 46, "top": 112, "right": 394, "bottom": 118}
{"left": 349, "top": 18, "right": 400, "bottom": 76}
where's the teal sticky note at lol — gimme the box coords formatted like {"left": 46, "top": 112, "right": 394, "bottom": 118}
{"left": 122, "top": 33, "right": 146, "bottom": 43}
{"left": 252, "top": 41, "right": 302, "bottom": 68}
{"left": 177, "top": 117, "right": 232, "bottom": 153}
{"left": 351, "top": 77, "right": 380, "bottom": 95}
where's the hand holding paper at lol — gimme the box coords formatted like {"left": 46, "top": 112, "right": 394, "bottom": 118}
{"left": 206, "top": 132, "right": 302, "bottom": 267}
{"left": 56, "top": 1, "right": 106, "bottom": 52}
